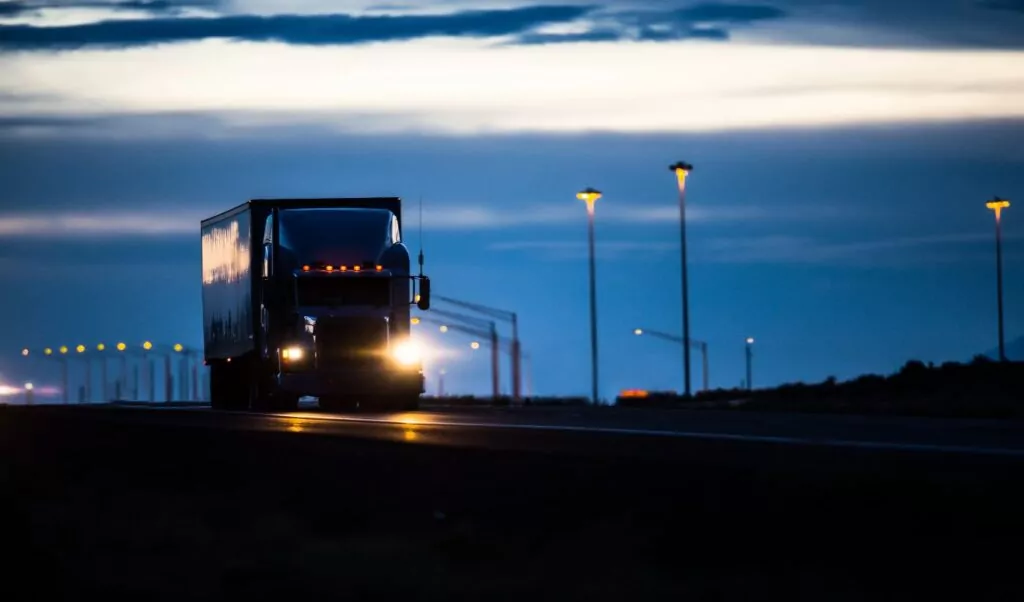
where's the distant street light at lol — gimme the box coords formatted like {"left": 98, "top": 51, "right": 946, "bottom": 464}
{"left": 986, "top": 197, "right": 1010, "bottom": 362}
{"left": 576, "top": 187, "right": 602, "bottom": 406}
{"left": 633, "top": 327, "right": 710, "bottom": 392}
{"left": 745, "top": 337, "right": 755, "bottom": 391}
{"left": 669, "top": 161, "right": 695, "bottom": 398}
{"left": 24, "top": 382, "right": 34, "bottom": 405}
{"left": 470, "top": 341, "right": 481, "bottom": 350}
{"left": 21, "top": 348, "right": 29, "bottom": 357}
{"left": 97, "top": 343, "right": 109, "bottom": 402}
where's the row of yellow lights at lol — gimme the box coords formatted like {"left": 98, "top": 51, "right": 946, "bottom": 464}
{"left": 23, "top": 342, "right": 186, "bottom": 356}
{"left": 302, "top": 264, "right": 384, "bottom": 273}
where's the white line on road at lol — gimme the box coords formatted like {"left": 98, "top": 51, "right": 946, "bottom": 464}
{"left": 262, "top": 412, "right": 1024, "bottom": 458}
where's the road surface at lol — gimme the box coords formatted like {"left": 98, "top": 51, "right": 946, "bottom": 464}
{"left": 2, "top": 403, "right": 1023, "bottom": 600}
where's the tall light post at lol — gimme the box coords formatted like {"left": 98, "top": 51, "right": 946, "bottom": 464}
{"left": 669, "top": 161, "right": 694, "bottom": 397}
{"left": 577, "top": 187, "right": 602, "bottom": 406}
{"left": 986, "top": 197, "right": 1010, "bottom": 362}
{"left": 745, "top": 337, "right": 754, "bottom": 391}
{"left": 633, "top": 328, "right": 710, "bottom": 392}
{"left": 76, "top": 344, "right": 88, "bottom": 403}
{"left": 24, "top": 382, "right": 34, "bottom": 405}
{"left": 96, "top": 343, "right": 108, "bottom": 402}
{"left": 143, "top": 341, "right": 154, "bottom": 402}
{"left": 58, "top": 346, "right": 69, "bottom": 403}
{"left": 116, "top": 342, "right": 128, "bottom": 400}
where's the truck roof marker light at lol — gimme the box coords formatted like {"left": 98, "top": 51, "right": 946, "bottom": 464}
{"left": 302, "top": 265, "right": 310, "bottom": 272}
{"left": 353, "top": 265, "right": 361, "bottom": 272}
{"left": 325, "top": 265, "right": 334, "bottom": 272}
{"left": 376, "top": 265, "right": 383, "bottom": 272}
{"left": 340, "top": 266, "right": 348, "bottom": 272}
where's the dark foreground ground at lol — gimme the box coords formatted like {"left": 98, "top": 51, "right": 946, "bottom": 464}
{"left": 2, "top": 405, "right": 1024, "bottom": 601}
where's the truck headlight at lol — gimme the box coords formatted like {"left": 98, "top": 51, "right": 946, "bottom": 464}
{"left": 391, "top": 340, "right": 421, "bottom": 367}
{"left": 282, "top": 346, "right": 305, "bottom": 361}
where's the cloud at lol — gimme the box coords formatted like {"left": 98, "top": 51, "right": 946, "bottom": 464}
{"left": 489, "top": 231, "right": 1014, "bottom": 265}
{"left": 979, "top": 0, "right": 1024, "bottom": 14}
{"left": 702, "top": 232, "right": 1010, "bottom": 265}
{"left": 0, "top": 5, "right": 595, "bottom": 50}
{"left": 0, "top": 0, "right": 218, "bottom": 17}
{"left": 675, "top": 3, "right": 786, "bottom": 22}
{"left": 3, "top": 39, "right": 1021, "bottom": 135}
{"left": 0, "top": 211, "right": 201, "bottom": 236}
{"left": 0, "top": 201, "right": 856, "bottom": 238}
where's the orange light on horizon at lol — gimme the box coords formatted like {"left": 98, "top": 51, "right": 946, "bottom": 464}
{"left": 376, "top": 265, "right": 383, "bottom": 271}
{"left": 354, "top": 265, "right": 362, "bottom": 272}
{"left": 620, "top": 389, "right": 650, "bottom": 399}
{"left": 325, "top": 265, "right": 334, "bottom": 272}
{"left": 302, "top": 265, "right": 311, "bottom": 272}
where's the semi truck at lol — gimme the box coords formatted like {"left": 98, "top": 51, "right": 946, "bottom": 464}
{"left": 200, "top": 197, "right": 430, "bottom": 412}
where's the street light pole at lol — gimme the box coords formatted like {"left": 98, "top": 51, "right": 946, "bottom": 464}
{"left": 633, "top": 328, "right": 710, "bottom": 392}
{"left": 745, "top": 338, "right": 754, "bottom": 391}
{"left": 670, "top": 162, "right": 694, "bottom": 398}
{"left": 577, "top": 188, "right": 603, "bottom": 406}
{"left": 986, "top": 197, "right": 1010, "bottom": 362}
{"left": 434, "top": 295, "right": 522, "bottom": 402}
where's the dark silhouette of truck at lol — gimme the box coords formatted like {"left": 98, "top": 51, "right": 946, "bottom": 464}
{"left": 201, "top": 198, "right": 430, "bottom": 412}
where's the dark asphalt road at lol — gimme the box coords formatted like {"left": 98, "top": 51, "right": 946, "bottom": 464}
{"left": 2, "top": 404, "right": 1024, "bottom": 600}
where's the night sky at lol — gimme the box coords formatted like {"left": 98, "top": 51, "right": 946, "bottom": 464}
{"left": 1, "top": 0, "right": 1022, "bottom": 399}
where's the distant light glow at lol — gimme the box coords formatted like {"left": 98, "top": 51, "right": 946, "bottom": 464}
{"left": 634, "top": 328, "right": 643, "bottom": 336}
{"left": 470, "top": 341, "right": 481, "bottom": 350}
{"left": 143, "top": 341, "right": 153, "bottom": 351}
{"left": 21, "top": 348, "right": 29, "bottom": 356}
{"left": 96, "top": 343, "right": 105, "bottom": 351}
{"left": 282, "top": 346, "right": 304, "bottom": 361}
{"left": 76, "top": 344, "right": 85, "bottom": 353}
{"left": 116, "top": 342, "right": 126, "bottom": 351}
{"left": 746, "top": 337, "right": 755, "bottom": 344}
{"left": 59, "top": 346, "right": 68, "bottom": 354}
{"left": 44, "top": 348, "right": 53, "bottom": 355}
{"left": 24, "top": 383, "right": 34, "bottom": 391}
{"left": 173, "top": 343, "right": 184, "bottom": 352}
{"left": 439, "top": 325, "right": 449, "bottom": 333}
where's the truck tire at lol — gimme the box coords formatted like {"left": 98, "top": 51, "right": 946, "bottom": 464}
{"left": 318, "top": 396, "right": 358, "bottom": 412}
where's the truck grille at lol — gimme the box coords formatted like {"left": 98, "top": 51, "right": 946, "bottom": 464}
{"left": 315, "top": 317, "right": 389, "bottom": 368}
{"left": 297, "top": 277, "right": 391, "bottom": 307}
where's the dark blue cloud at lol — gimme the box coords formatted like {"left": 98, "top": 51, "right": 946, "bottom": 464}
{"left": 511, "top": 2, "right": 781, "bottom": 44}
{"left": 0, "top": 5, "right": 595, "bottom": 50}
{"left": 0, "top": 0, "right": 218, "bottom": 16}
{"left": 979, "top": 0, "right": 1024, "bottom": 12}
{"left": 675, "top": 3, "right": 787, "bottom": 22}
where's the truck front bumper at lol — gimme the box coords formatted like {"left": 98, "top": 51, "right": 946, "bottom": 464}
{"left": 277, "top": 368, "right": 424, "bottom": 398}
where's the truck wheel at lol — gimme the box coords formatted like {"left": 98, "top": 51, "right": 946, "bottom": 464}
{"left": 210, "top": 363, "right": 247, "bottom": 411}
{"left": 319, "top": 396, "right": 358, "bottom": 412}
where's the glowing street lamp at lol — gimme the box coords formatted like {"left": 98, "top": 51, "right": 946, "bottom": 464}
{"left": 986, "top": 197, "right": 1011, "bottom": 362}
{"left": 21, "top": 348, "right": 29, "bottom": 357}
{"left": 576, "top": 187, "right": 602, "bottom": 406}
{"left": 470, "top": 341, "right": 481, "bottom": 350}
{"left": 669, "top": 161, "right": 695, "bottom": 398}
{"left": 44, "top": 348, "right": 53, "bottom": 356}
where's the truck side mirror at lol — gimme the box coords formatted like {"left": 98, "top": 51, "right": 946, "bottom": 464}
{"left": 417, "top": 277, "right": 431, "bottom": 311}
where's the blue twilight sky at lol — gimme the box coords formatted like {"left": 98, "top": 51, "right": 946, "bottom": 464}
{"left": 1, "top": 0, "right": 1023, "bottom": 399}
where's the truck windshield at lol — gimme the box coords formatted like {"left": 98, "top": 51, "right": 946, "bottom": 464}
{"left": 296, "top": 276, "right": 391, "bottom": 307}
{"left": 278, "top": 208, "right": 393, "bottom": 269}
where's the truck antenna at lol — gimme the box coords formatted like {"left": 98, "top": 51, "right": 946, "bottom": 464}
{"left": 418, "top": 194, "right": 424, "bottom": 278}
